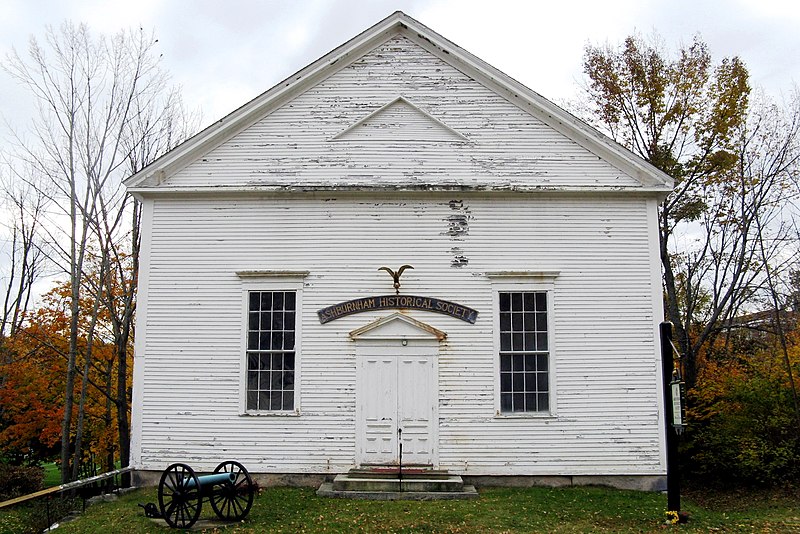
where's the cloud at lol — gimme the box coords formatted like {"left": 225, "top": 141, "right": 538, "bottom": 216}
{"left": 2, "top": 0, "right": 797, "bottom": 133}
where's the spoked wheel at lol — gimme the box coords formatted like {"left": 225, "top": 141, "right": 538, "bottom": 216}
{"left": 209, "top": 461, "right": 255, "bottom": 521}
{"left": 158, "top": 463, "right": 202, "bottom": 528}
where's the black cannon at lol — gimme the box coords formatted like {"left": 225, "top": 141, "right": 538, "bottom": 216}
{"left": 157, "top": 461, "right": 255, "bottom": 528}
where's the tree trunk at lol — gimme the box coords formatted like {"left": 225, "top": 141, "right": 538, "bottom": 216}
{"left": 72, "top": 349, "right": 92, "bottom": 480}
{"left": 104, "top": 356, "right": 115, "bottom": 473}
{"left": 71, "top": 292, "right": 102, "bottom": 480}
{"left": 116, "top": 196, "right": 140, "bottom": 480}
{"left": 116, "top": 338, "right": 130, "bottom": 475}
{"left": 660, "top": 205, "right": 695, "bottom": 387}
{"left": 60, "top": 128, "right": 79, "bottom": 484}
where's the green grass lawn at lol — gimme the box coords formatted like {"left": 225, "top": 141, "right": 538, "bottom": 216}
{"left": 5, "top": 484, "right": 792, "bottom": 534}
{"left": 38, "top": 460, "right": 122, "bottom": 489}
{"left": 41, "top": 463, "right": 61, "bottom": 488}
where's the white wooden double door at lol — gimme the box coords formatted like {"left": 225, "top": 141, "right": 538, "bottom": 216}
{"left": 356, "top": 345, "right": 438, "bottom": 467}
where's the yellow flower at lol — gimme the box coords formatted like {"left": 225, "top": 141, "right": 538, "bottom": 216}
{"left": 665, "top": 510, "right": 680, "bottom": 525}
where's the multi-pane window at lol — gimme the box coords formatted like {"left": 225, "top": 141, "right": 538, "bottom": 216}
{"left": 499, "top": 291, "right": 549, "bottom": 413}
{"left": 246, "top": 291, "right": 296, "bottom": 411}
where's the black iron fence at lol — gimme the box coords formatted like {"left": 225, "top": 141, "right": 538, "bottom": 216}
{"left": 0, "top": 467, "right": 132, "bottom": 533}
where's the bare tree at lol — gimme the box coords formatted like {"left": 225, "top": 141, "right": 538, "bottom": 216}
{"left": 4, "top": 22, "right": 195, "bottom": 481}
{"left": 748, "top": 90, "right": 800, "bottom": 430}
{"left": 0, "top": 162, "right": 48, "bottom": 339}
{"left": 0, "top": 161, "right": 48, "bottom": 437}
{"left": 675, "top": 90, "right": 800, "bottom": 358}
{"left": 103, "top": 84, "right": 196, "bottom": 477}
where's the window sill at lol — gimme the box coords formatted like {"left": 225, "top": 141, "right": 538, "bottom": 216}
{"left": 239, "top": 411, "right": 300, "bottom": 417}
{"left": 494, "top": 411, "right": 557, "bottom": 420}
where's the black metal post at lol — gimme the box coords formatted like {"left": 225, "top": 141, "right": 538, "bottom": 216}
{"left": 660, "top": 321, "right": 681, "bottom": 512}
{"left": 398, "top": 427, "right": 403, "bottom": 492}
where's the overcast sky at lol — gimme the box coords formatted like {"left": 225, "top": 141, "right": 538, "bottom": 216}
{"left": 2, "top": 0, "right": 799, "bottom": 135}
{"left": 1, "top": 0, "right": 798, "bottom": 300}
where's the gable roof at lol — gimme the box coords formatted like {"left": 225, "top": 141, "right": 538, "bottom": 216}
{"left": 124, "top": 11, "right": 673, "bottom": 194}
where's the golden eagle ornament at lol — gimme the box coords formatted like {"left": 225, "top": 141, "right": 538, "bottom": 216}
{"left": 378, "top": 265, "right": 414, "bottom": 295}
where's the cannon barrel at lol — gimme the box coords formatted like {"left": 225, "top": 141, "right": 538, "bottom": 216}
{"left": 183, "top": 472, "right": 236, "bottom": 490}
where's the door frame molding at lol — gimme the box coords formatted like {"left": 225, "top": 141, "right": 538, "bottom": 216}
{"left": 351, "top": 313, "right": 443, "bottom": 467}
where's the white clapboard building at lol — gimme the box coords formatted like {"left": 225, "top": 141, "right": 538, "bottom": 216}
{"left": 126, "top": 12, "right": 673, "bottom": 490}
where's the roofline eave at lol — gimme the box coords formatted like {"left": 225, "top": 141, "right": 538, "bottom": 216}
{"left": 124, "top": 12, "right": 674, "bottom": 192}
{"left": 128, "top": 183, "right": 674, "bottom": 198}
{"left": 124, "top": 11, "right": 410, "bottom": 189}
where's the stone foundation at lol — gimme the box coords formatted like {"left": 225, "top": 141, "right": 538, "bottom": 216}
{"left": 132, "top": 470, "right": 664, "bottom": 492}
{"left": 462, "top": 475, "right": 666, "bottom": 492}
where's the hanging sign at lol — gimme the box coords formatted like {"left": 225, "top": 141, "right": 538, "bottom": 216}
{"left": 671, "top": 383, "right": 683, "bottom": 426}
{"left": 670, "top": 374, "right": 686, "bottom": 434}
{"left": 318, "top": 294, "right": 478, "bottom": 324}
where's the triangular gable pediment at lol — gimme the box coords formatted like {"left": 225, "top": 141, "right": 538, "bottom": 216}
{"left": 350, "top": 313, "right": 446, "bottom": 341}
{"left": 125, "top": 11, "right": 673, "bottom": 194}
{"left": 332, "top": 96, "right": 468, "bottom": 143}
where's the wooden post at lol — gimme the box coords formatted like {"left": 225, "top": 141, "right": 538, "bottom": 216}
{"left": 660, "top": 321, "right": 680, "bottom": 512}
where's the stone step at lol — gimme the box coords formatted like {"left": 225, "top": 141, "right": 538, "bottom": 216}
{"left": 346, "top": 468, "right": 453, "bottom": 480}
{"left": 317, "top": 482, "right": 478, "bottom": 501}
{"left": 331, "top": 473, "right": 465, "bottom": 492}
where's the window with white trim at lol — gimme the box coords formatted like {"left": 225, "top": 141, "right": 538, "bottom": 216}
{"left": 246, "top": 290, "right": 296, "bottom": 411}
{"left": 499, "top": 291, "right": 549, "bottom": 413}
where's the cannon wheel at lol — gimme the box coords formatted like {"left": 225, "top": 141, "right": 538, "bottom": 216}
{"left": 209, "top": 461, "right": 255, "bottom": 521}
{"left": 158, "top": 463, "right": 202, "bottom": 528}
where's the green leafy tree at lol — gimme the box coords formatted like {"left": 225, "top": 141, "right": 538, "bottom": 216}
{"left": 582, "top": 37, "right": 800, "bottom": 478}
{"left": 581, "top": 33, "right": 754, "bottom": 386}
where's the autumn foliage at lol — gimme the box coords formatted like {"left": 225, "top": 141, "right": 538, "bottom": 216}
{"left": 683, "top": 326, "right": 800, "bottom": 484}
{"left": 0, "top": 279, "right": 131, "bottom": 470}
{"left": 0, "top": 326, "right": 63, "bottom": 461}
{"left": 581, "top": 31, "right": 800, "bottom": 487}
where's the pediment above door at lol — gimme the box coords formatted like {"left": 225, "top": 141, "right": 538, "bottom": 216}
{"left": 349, "top": 312, "right": 446, "bottom": 341}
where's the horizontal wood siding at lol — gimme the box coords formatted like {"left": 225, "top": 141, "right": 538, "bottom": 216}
{"left": 135, "top": 194, "right": 663, "bottom": 476}
{"left": 169, "top": 36, "right": 641, "bottom": 191}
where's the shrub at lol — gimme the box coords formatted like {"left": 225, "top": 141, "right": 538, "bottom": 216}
{"left": 0, "top": 463, "right": 45, "bottom": 501}
{"left": 683, "top": 355, "right": 800, "bottom": 485}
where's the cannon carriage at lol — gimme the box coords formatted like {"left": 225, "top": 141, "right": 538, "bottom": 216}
{"left": 157, "top": 461, "right": 255, "bottom": 528}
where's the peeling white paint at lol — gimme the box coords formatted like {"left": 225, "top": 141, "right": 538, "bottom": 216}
{"left": 129, "top": 18, "right": 667, "bottom": 479}
{"left": 133, "top": 195, "right": 664, "bottom": 476}
{"left": 167, "top": 37, "right": 646, "bottom": 192}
